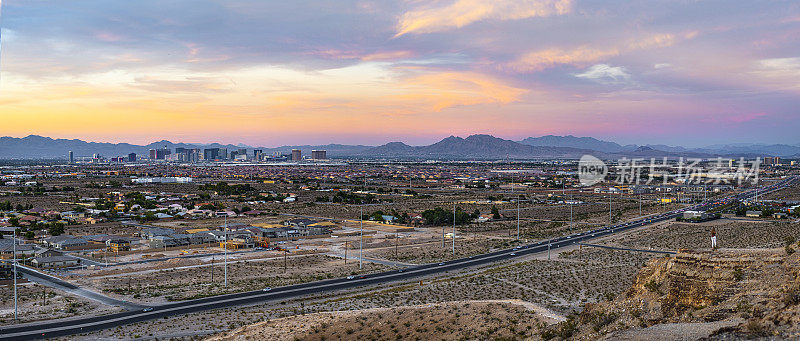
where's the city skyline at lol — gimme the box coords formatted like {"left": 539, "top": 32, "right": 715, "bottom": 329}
{"left": 1, "top": 1, "right": 799, "bottom": 147}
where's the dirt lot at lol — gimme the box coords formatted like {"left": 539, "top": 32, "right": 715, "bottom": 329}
{"left": 606, "top": 218, "right": 800, "bottom": 250}
{"left": 0, "top": 282, "right": 120, "bottom": 326}
{"left": 71, "top": 254, "right": 387, "bottom": 303}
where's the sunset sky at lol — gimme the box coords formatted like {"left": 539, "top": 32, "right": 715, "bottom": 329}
{"left": 1, "top": 0, "right": 799, "bottom": 147}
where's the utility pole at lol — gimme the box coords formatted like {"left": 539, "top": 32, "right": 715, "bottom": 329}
{"left": 211, "top": 255, "right": 214, "bottom": 282}
{"left": 442, "top": 208, "right": 446, "bottom": 247}
{"left": 452, "top": 202, "right": 456, "bottom": 255}
{"left": 609, "top": 192, "right": 613, "bottom": 226}
{"left": 284, "top": 249, "right": 287, "bottom": 272}
{"left": 639, "top": 193, "right": 642, "bottom": 217}
{"left": 516, "top": 190, "right": 520, "bottom": 241}
{"left": 569, "top": 189, "right": 575, "bottom": 231}
{"left": 13, "top": 228, "right": 18, "bottom": 322}
{"left": 224, "top": 216, "right": 228, "bottom": 288}
{"left": 344, "top": 241, "right": 347, "bottom": 264}
{"left": 360, "top": 174, "right": 365, "bottom": 269}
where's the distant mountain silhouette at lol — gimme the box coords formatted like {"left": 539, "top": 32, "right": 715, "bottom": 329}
{"left": 0, "top": 135, "right": 370, "bottom": 159}
{"left": 0, "top": 134, "right": 797, "bottom": 160}
{"left": 362, "top": 134, "right": 601, "bottom": 159}
{"left": 518, "top": 135, "right": 633, "bottom": 153}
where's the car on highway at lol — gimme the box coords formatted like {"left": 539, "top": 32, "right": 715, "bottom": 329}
{"left": 143, "top": 307, "right": 154, "bottom": 312}
{"left": 262, "top": 287, "right": 272, "bottom": 292}
{"left": 346, "top": 275, "right": 355, "bottom": 280}
{"left": 438, "top": 262, "right": 445, "bottom": 266}
{"left": 509, "top": 253, "right": 516, "bottom": 256}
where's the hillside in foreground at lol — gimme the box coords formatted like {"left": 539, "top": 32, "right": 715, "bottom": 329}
{"left": 205, "top": 246, "right": 800, "bottom": 340}
{"left": 206, "top": 300, "right": 562, "bottom": 341}
{"left": 543, "top": 247, "right": 800, "bottom": 340}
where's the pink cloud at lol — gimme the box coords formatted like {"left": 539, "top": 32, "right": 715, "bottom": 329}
{"left": 727, "top": 112, "right": 767, "bottom": 123}
{"left": 94, "top": 31, "right": 124, "bottom": 42}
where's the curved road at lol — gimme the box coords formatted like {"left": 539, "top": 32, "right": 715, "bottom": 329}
{"left": 1, "top": 176, "right": 796, "bottom": 340}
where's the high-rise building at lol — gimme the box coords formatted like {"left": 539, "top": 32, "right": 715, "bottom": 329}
{"left": 174, "top": 148, "right": 192, "bottom": 162}
{"left": 128, "top": 153, "right": 137, "bottom": 162}
{"left": 157, "top": 147, "right": 171, "bottom": 160}
{"left": 764, "top": 156, "right": 781, "bottom": 166}
{"left": 69, "top": 151, "right": 74, "bottom": 164}
{"left": 311, "top": 150, "right": 327, "bottom": 160}
{"left": 149, "top": 147, "right": 171, "bottom": 160}
{"left": 253, "top": 149, "right": 263, "bottom": 161}
{"left": 291, "top": 149, "right": 302, "bottom": 161}
{"left": 189, "top": 148, "right": 201, "bottom": 163}
{"left": 204, "top": 148, "right": 220, "bottom": 161}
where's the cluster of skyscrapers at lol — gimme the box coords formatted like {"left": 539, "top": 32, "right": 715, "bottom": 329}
{"left": 70, "top": 147, "right": 327, "bottom": 163}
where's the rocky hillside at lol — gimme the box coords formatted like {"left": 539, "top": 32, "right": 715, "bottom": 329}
{"left": 542, "top": 247, "right": 800, "bottom": 340}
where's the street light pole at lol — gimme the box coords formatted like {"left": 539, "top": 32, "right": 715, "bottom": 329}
{"left": 452, "top": 202, "right": 456, "bottom": 255}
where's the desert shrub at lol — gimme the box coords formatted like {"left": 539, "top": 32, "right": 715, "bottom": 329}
{"left": 540, "top": 316, "right": 578, "bottom": 340}
{"left": 732, "top": 268, "right": 744, "bottom": 281}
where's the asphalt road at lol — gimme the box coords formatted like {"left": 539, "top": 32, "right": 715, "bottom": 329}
{"left": 1, "top": 176, "right": 795, "bottom": 340}
{"left": 12, "top": 264, "right": 145, "bottom": 311}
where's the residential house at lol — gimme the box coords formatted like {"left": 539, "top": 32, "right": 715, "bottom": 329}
{"left": 0, "top": 240, "right": 36, "bottom": 259}
{"left": 745, "top": 210, "right": 763, "bottom": 218}
{"left": 31, "top": 256, "right": 80, "bottom": 268}
{"left": 106, "top": 239, "right": 131, "bottom": 252}
{"left": 42, "top": 235, "right": 90, "bottom": 250}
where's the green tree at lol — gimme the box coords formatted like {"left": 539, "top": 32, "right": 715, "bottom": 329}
{"left": 491, "top": 205, "right": 501, "bottom": 220}
{"left": 48, "top": 222, "right": 65, "bottom": 236}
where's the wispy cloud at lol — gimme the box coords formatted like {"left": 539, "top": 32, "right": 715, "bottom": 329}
{"left": 727, "top": 112, "right": 767, "bottom": 123}
{"left": 398, "top": 70, "right": 528, "bottom": 111}
{"left": 574, "top": 64, "right": 630, "bottom": 84}
{"left": 503, "top": 46, "right": 618, "bottom": 73}
{"left": 503, "top": 32, "right": 696, "bottom": 73}
{"left": 394, "top": 0, "right": 572, "bottom": 37}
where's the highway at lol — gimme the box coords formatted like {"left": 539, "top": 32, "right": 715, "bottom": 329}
{"left": 1, "top": 175, "right": 796, "bottom": 340}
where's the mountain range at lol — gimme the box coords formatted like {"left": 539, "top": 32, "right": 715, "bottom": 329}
{"left": 0, "top": 134, "right": 798, "bottom": 160}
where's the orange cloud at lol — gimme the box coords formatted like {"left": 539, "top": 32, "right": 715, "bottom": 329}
{"left": 505, "top": 32, "right": 697, "bottom": 73}
{"left": 309, "top": 49, "right": 415, "bottom": 61}
{"left": 361, "top": 50, "right": 415, "bottom": 61}
{"left": 397, "top": 71, "right": 528, "bottom": 111}
{"left": 394, "top": 0, "right": 572, "bottom": 37}
{"left": 504, "top": 47, "right": 619, "bottom": 73}
{"left": 0, "top": 62, "right": 530, "bottom": 143}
